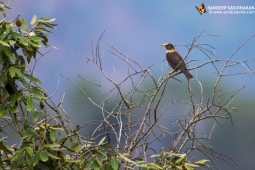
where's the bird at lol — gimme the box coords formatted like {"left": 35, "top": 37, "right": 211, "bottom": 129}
{"left": 195, "top": 3, "right": 206, "bottom": 15}
{"left": 160, "top": 43, "right": 193, "bottom": 79}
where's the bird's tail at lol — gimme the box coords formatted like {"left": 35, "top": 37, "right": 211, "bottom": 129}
{"left": 183, "top": 70, "right": 193, "bottom": 79}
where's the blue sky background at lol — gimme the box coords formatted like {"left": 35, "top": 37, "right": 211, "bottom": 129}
{"left": 3, "top": 0, "right": 255, "bottom": 169}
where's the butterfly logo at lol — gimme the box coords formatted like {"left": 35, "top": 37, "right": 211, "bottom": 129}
{"left": 195, "top": 3, "right": 206, "bottom": 15}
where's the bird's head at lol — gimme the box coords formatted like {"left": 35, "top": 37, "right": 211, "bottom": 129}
{"left": 160, "top": 43, "right": 175, "bottom": 51}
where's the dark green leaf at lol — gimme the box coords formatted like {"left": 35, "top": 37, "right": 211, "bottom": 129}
{"left": 20, "top": 56, "right": 26, "bottom": 73}
{"left": 42, "top": 22, "right": 57, "bottom": 28}
{"left": 10, "top": 106, "right": 18, "bottom": 113}
{"left": 21, "top": 17, "right": 28, "bottom": 30}
{"left": 2, "top": 45, "right": 14, "bottom": 60}
{"left": 15, "top": 19, "right": 21, "bottom": 27}
{"left": 13, "top": 67, "right": 24, "bottom": 79}
{"left": 10, "top": 94, "right": 18, "bottom": 107}
{"left": 22, "top": 131, "right": 37, "bottom": 138}
{"left": 39, "top": 100, "right": 44, "bottom": 109}
{"left": 111, "top": 157, "right": 118, "bottom": 170}
{"left": 49, "top": 130, "right": 56, "bottom": 142}
{"left": 0, "top": 106, "right": 8, "bottom": 117}
{"left": 24, "top": 74, "right": 42, "bottom": 84}
{"left": 43, "top": 144, "right": 60, "bottom": 148}
{"left": 33, "top": 152, "right": 40, "bottom": 166}
{"left": 107, "top": 163, "right": 114, "bottom": 170}
{"left": 93, "top": 160, "right": 100, "bottom": 170}
{"left": 1, "top": 27, "right": 11, "bottom": 40}
{"left": 26, "top": 96, "right": 33, "bottom": 111}
{"left": 0, "top": 141, "right": 12, "bottom": 154}
{"left": 39, "top": 17, "right": 56, "bottom": 23}
{"left": 9, "top": 40, "right": 16, "bottom": 45}
{"left": 184, "top": 164, "right": 195, "bottom": 170}
{"left": 11, "top": 31, "right": 22, "bottom": 39}
{"left": 0, "top": 7, "right": 6, "bottom": 17}
{"left": 98, "top": 150, "right": 107, "bottom": 157}
{"left": 11, "top": 150, "right": 23, "bottom": 161}
{"left": 40, "top": 151, "right": 48, "bottom": 162}
{"left": 30, "top": 15, "right": 37, "bottom": 26}
{"left": 20, "top": 37, "right": 28, "bottom": 46}
{"left": 23, "top": 117, "right": 28, "bottom": 128}
{"left": 25, "top": 147, "right": 33, "bottom": 155}
{"left": 8, "top": 67, "right": 16, "bottom": 78}
{"left": 0, "top": 40, "right": 9, "bottom": 47}
{"left": 29, "top": 40, "right": 41, "bottom": 48}
{"left": 45, "top": 151, "right": 60, "bottom": 160}
{"left": 29, "top": 35, "right": 43, "bottom": 41}
{"left": 33, "top": 109, "right": 39, "bottom": 123}
{"left": 0, "top": 46, "right": 2, "bottom": 63}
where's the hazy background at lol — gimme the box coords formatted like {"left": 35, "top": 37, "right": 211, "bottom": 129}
{"left": 4, "top": 0, "right": 255, "bottom": 169}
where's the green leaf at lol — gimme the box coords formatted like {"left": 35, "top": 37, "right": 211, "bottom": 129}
{"left": 23, "top": 117, "right": 28, "bottom": 128}
{"left": 98, "top": 150, "right": 107, "bottom": 157}
{"left": 29, "top": 35, "right": 43, "bottom": 42}
{"left": 49, "top": 130, "right": 56, "bottom": 142}
{"left": 33, "top": 109, "right": 39, "bottom": 123}
{"left": 1, "top": 27, "right": 11, "bottom": 40}
{"left": 43, "top": 144, "right": 61, "bottom": 149}
{"left": 45, "top": 151, "right": 60, "bottom": 160}
{"left": 0, "top": 141, "right": 12, "bottom": 154}
{"left": 24, "top": 74, "right": 42, "bottom": 84}
{"left": 42, "top": 22, "right": 58, "bottom": 29}
{"left": 20, "top": 37, "right": 28, "bottom": 46}
{"left": 9, "top": 40, "right": 16, "bottom": 45}
{"left": 26, "top": 96, "right": 33, "bottom": 111}
{"left": 39, "top": 100, "right": 45, "bottom": 109}
{"left": 10, "top": 94, "right": 18, "bottom": 107}
{"left": 2, "top": 46, "right": 14, "bottom": 60}
{"left": 98, "top": 136, "right": 106, "bottom": 145}
{"left": 11, "top": 31, "right": 22, "bottom": 39}
{"left": 10, "top": 106, "right": 18, "bottom": 113}
{"left": 0, "top": 46, "right": 2, "bottom": 63}
{"left": 8, "top": 67, "right": 16, "bottom": 78}
{"left": 29, "top": 40, "right": 41, "bottom": 48}
{"left": 0, "top": 7, "right": 6, "bottom": 17}
{"left": 151, "top": 154, "right": 161, "bottom": 157}
{"left": 0, "top": 106, "right": 8, "bottom": 117}
{"left": 15, "top": 19, "right": 21, "bottom": 27}
{"left": 11, "top": 151, "right": 23, "bottom": 162}
{"left": 184, "top": 163, "right": 195, "bottom": 170}
{"left": 40, "top": 151, "right": 48, "bottom": 162}
{"left": 20, "top": 56, "right": 26, "bottom": 73}
{"left": 21, "top": 18, "right": 28, "bottom": 30}
{"left": 0, "top": 40, "right": 10, "bottom": 47}
{"left": 118, "top": 153, "right": 135, "bottom": 164}
{"left": 25, "top": 147, "right": 33, "bottom": 155}
{"left": 111, "top": 157, "right": 118, "bottom": 170}
{"left": 93, "top": 160, "right": 101, "bottom": 170}
{"left": 33, "top": 152, "right": 40, "bottom": 166}
{"left": 148, "top": 163, "right": 162, "bottom": 169}
{"left": 39, "top": 17, "right": 56, "bottom": 23}
{"left": 30, "top": 15, "right": 37, "bottom": 26}
{"left": 193, "top": 159, "right": 209, "bottom": 165}
{"left": 185, "top": 163, "right": 199, "bottom": 168}
{"left": 22, "top": 131, "right": 37, "bottom": 138}
{"left": 13, "top": 67, "right": 24, "bottom": 79}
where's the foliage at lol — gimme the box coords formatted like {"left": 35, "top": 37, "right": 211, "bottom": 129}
{"left": 2, "top": 1, "right": 253, "bottom": 170}
{"left": 0, "top": 2, "right": 209, "bottom": 170}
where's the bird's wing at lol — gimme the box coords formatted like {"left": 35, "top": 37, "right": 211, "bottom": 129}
{"left": 166, "top": 51, "right": 188, "bottom": 70}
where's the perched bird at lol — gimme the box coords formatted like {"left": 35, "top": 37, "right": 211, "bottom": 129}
{"left": 160, "top": 43, "right": 193, "bottom": 79}
{"left": 195, "top": 3, "right": 206, "bottom": 15}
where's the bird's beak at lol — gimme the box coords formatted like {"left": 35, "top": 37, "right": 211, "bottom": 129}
{"left": 160, "top": 43, "right": 167, "bottom": 47}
